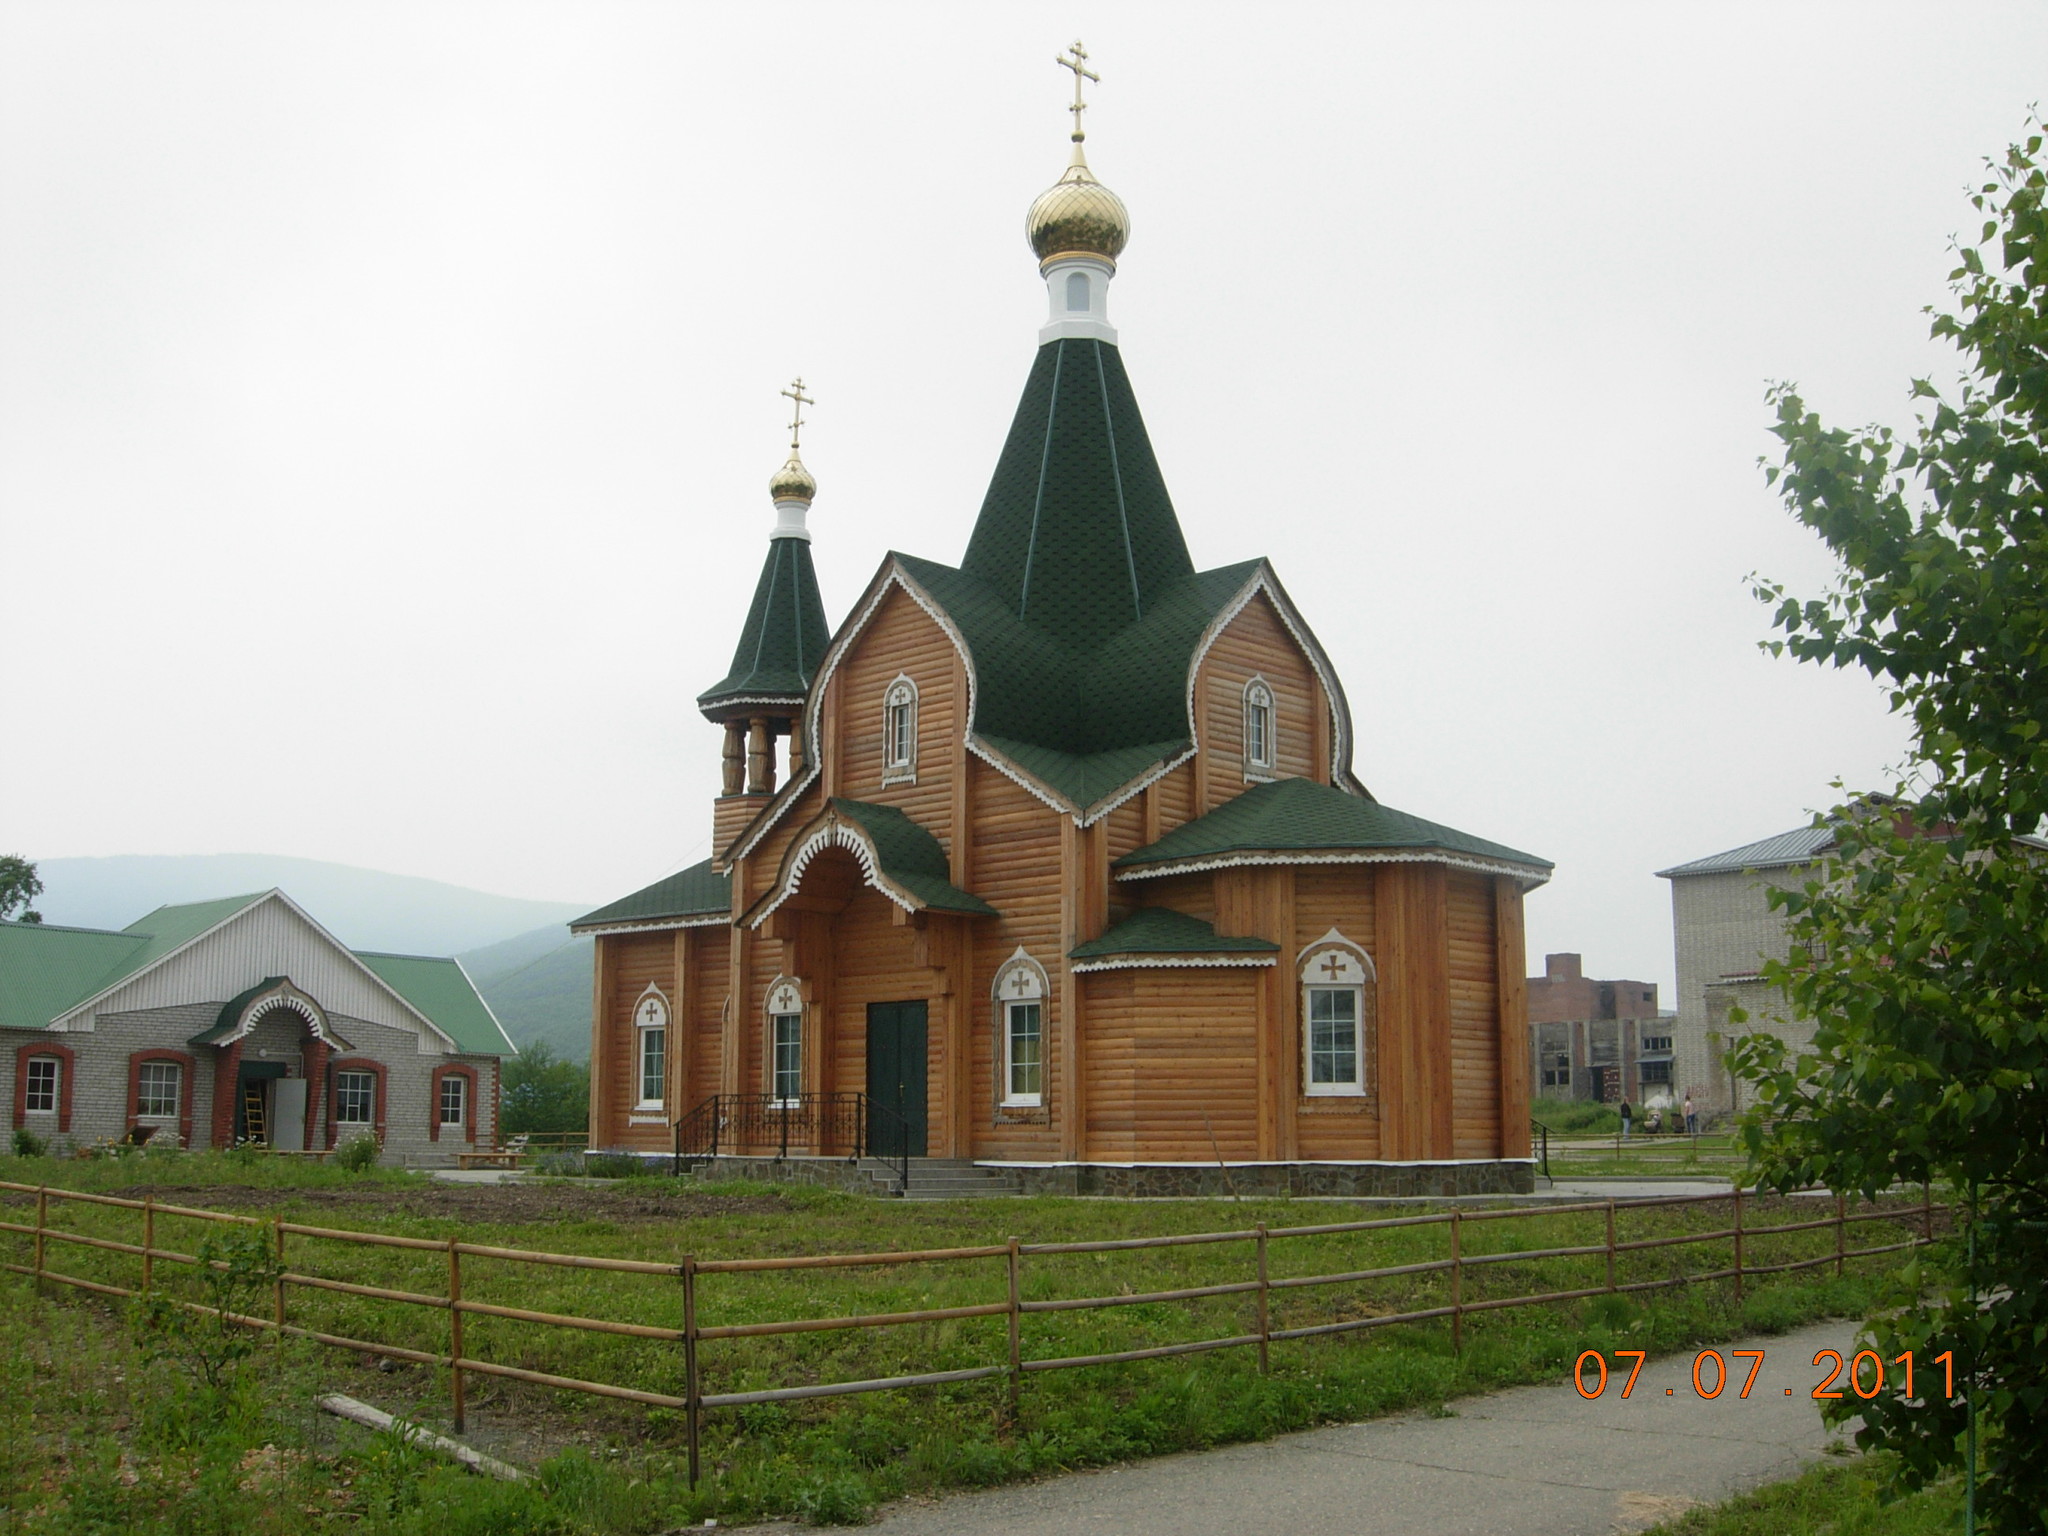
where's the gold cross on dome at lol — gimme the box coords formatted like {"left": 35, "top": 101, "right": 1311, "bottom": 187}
{"left": 781, "top": 377, "right": 814, "bottom": 450}
{"left": 1055, "top": 39, "right": 1098, "bottom": 143}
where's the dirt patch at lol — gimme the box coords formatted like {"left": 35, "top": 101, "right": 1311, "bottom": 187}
{"left": 88, "top": 1181, "right": 786, "bottom": 1225}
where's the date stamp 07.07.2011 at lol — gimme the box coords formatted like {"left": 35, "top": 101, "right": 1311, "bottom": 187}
{"left": 1573, "top": 1349, "right": 1959, "bottom": 1403}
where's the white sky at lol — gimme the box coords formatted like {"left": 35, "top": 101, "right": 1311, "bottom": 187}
{"left": 6, "top": 2, "right": 2040, "bottom": 998}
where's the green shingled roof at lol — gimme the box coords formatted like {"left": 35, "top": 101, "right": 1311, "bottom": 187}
{"left": 699, "top": 533, "right": 831, "bottom": 713}
{"left": 356, "top": 952, "right": 517, "bottom": 1056}
{"left": 570, "top": 859, "right": 732, "bottom": 931}
{"left": 0, "top": 920, "right": 151, "bottom": 1031}
{"left": 830, "top": 799, "right": 997, "bottom": 916}
{"left": 1114, "top": 776, "right": 1552, "bottom": 878}
{"left": 1070, "top": 906, "right": 1280, "bottom": 960}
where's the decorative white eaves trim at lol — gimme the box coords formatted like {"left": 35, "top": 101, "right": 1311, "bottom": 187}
{"left": 703, "top": 692, "right": 807, "bottom": 709}
{"left": 1070, "top": 954, "right": 1278, "bottom": 973}
{"left": 1116, "top": 848, "right": 1552, "bottom": 889}
{"left": 746, "top": 816, "right": 917, "bottom": 930}
{"left": 572, "top": 915, "right": 729, "bottom": 938}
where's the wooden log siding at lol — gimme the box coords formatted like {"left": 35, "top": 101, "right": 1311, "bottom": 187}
{"left": 1292, "top": 868, "right": 1381, "bottom": 1162}
{"left": 602, "top": 932, "right": 679, "bottom": 1149}
{"left": 1194, "top": 593, "right": 1321, "bottom": 812}
{"left": 1129, "top": 969, "right": 1262, "bottom": 1163}
{"left": 834, "top": 588, "right": 959, "bottom": 832}
{"left": 1376, "top": 863, "right": 1453, "bottom": 1162}
{"left": 969, "top": 770, "right": 1064, "bottom": 1159}
{"left": 1446, "top": 871, "right": 1503, "bottom": 1160}
{"left": 1493, "top": 879, "right": 1532, "bottom": 1160}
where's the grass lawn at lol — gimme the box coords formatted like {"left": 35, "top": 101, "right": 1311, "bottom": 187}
{"left": 1644, "top": 1455, "right": 1963, "bottom": 1536}
{"left": 1540, "top": 1131, "right": 1750, "bottom": 1181}
{"left": 0, "top": 1149, "right": 1937, "bottom": 1529}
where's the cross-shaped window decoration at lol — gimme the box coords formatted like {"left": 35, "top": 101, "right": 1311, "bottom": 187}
{"left": 1009, "top": 970, "right": 1035, "bottom": 996}
{"left": 1319, "top": 953, "right": 1349, "bottom": 982}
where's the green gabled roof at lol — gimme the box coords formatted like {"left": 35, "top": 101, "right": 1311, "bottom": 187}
{"left": 118, "top": 892, "right": 269, "bottom": 967}
{"left": 1114, "top": 776, "right": 1552, "bottom": 877}
{"left": 355, "top": 952, "right": 517, "bottom": 1056}
{"left": 960, "top": 338, "right": 1194, "bottom": 653}
{"left": 699, "top": 533, "right": 831, "bottom": 712}
{"left": 1070, "top": 906, "right": 1280, "bottom": 960}
{"left": 830, "top": 799, "right": 998, "bottom": 916}
{"left": 571, "top": 859, "right": 733, "bottom": 931}
{"left": 0, "top": 920, "right": 150, "bottom": 1031}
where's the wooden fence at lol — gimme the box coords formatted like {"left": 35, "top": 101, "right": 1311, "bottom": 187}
{"left": 0, "top": 1180, "right": 1938, "bottom": 1487}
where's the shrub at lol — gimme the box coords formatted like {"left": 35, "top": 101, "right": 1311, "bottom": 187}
{"left": 11, "top": 1128, "right": 46, "bottom": 1158}
{"left": 334, "top": 1135, "right": 382, "bottom": 1173}
{"left": 791, "top": 1472, "right": 875, "bottom": 1525}
{"left": 581, "top": 1152, "right": 645, "bottom": 1179}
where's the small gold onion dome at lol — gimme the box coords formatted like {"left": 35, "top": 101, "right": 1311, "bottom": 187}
{"left": 768, "top": 450, "right": 816, "bottom": 503}
{"left": 1026, "top": 151, "right": 1130, "bottom": 269}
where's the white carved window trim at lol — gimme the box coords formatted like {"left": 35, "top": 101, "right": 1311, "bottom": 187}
{"left": 765, "top": 976, "right": 805, "bottom": 1108}
{"left": 881, "top": 674, "right": 919, "bottom": 786}
{"left": 23, "top": 1056, "right": 59, "bottom": 1116}
{"left": 1243, "top": 675, "right": 1277, "bottom": 781}
{"left": 992, "top": 948, "right": 1048, "bottom": 1108}
{"left": 1299, "top": 930, "right": 1376, "bottom": 1098}
{"left": 633, "top": 984, "right": 670, "bottom": 1110}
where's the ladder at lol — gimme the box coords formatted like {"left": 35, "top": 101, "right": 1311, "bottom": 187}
{"left": 241, "top": 1081, "right": 267, "bottom": 1144}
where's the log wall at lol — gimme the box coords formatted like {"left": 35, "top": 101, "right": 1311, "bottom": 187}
{"left": 1192, "top": 592, "right": 1326, "bottom": 814}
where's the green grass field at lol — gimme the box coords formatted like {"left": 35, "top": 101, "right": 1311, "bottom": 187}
{"left": 1644, "top": 1454, "right": 1963, "bottom": 1536}
{"left": 0, "top": 1150, "right": 1936, "bottom": 1529}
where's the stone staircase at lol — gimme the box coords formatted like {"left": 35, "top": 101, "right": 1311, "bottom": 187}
{"left": 860, "top": 1157, "right": 1023, "bottom": 1200}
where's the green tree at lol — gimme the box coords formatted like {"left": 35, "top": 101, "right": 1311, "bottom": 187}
{"left": 0, "top": 855, "right": 42, "bottom": 924}
{"left": 500, "top": 1042, "right": 589, "bottom": 1137}
{"left": 1736, "top": 122, "right": 2048, "bottom": 1532}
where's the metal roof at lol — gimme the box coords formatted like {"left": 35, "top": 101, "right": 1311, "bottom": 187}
{"left": 1655, "top": 824, "right": 1837, "bottom": 878}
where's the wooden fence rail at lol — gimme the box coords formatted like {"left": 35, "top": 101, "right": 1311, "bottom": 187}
{"left": 0, "top": 1180, "right": 1940, "bottom": 1488}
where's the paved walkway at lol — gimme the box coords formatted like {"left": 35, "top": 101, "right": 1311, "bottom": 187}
{"left": 832, "top": 1318, "right": 1856, "bottom": 1536}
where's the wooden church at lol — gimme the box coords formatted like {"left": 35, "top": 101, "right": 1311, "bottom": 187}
{"left": 573, "top": 50, "right": 1550, "bottom": 1195}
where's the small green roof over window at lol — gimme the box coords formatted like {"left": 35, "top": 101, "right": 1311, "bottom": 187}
{"left": 1070, "top": 906, "right": 1280, "bottom": 960}
{"left": 699, "top": 534, "right": 831, "bottom": 714}
{"left": 570, "top": 859, "right": 733, "bottom": 932}
{"left": 1114, "top": 776, "right": 1551, "bottom": 881}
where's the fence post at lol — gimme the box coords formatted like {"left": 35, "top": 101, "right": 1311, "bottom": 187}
{"left": 1449, "top": 1209, "right": 1463, "bottom": 1355}
{"left": 1605, "top": 1200, "right": 1617, "bottom": 1293}
{"left": 682, "top": 1254, "right": 701, "bottom": 1490}
{"left": 1006, "top": 1237, "right": 1023, "bottom": 1411}
{"left": 447, "top": 1239, "right": 466, "bottom": 1434}
{"left": 1732, "top": 1186, "right": 1745, "bottom": 1305}
{"left": 142, "top": 1194, "right": 155, "bottom": 1296}
{"left": 33, "top": 1187, "right": 46, "bottom": 1287}
{"left": 1835, "top": 1192, "right": 1846, "bottom": 1278}
{"left": 1922, "top": 1182, "right": 1933, "bottom": 1244}
{"left": 273, "top": 1215, "right": 287, "bottom": 1353}
{"left": 1255, "top": 1223, "right": 1270, "bottom": 1375}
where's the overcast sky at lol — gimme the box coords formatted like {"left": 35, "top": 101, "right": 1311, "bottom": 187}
{"left": 6, "top": 2, "right": 2042, "bottom": 996}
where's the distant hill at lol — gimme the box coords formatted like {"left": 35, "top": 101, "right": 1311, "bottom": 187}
{"left": 31, "top": 854, "right": 594, "bottom": 1059}
{"left": 456, "top": 923, "right": 594, "bottom": 1062}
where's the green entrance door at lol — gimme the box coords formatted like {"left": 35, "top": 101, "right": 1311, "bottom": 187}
{"left": 865, "top": 1001, "right": 928, "bottom": 1159}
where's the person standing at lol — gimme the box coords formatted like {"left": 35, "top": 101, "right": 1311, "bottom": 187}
{"left": 1619, "top": 1099, "right": 1633, "bottom": 1140}
{"left": 1683, "top": 1094, "right": 1697, "bottom": 1137}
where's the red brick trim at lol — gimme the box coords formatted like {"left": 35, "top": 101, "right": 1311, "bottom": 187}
{"left": 326, "top": 1058, "right": 387, "bottom": 1148}
{"left": 301, "top": 1037, "right": 330, "bottom": 1152}
{"left": 126, "top": 1049, "right": 196, "bottom": 1149}
{"left": 13, "top": 1042, "right": 76, "bottom": 1133}
{"left": 429, "top": 1063, "right": 478, "bottom": 1143}
{"left": 211, "top": 1041, "right": 245, "bottom": 1149}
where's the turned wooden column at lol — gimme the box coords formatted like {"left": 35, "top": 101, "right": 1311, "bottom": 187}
{"left": 746, "top": 716, "right": 776, "bottom": 795}
{"left": 721, "top": 723, "right": 746, "bottom": 796}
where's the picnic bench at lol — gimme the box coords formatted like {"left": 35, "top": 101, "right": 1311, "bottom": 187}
{"left": 456, "top": 1148, "right": 524, "bottom": 1171}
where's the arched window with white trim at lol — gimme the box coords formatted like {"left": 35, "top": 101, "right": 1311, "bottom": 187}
{"left": 882, "top": 674, "right": 918, "bottom": 785}
{"left": 766, "top": 977, "right": 805, "bottom": 1106}
{"left": 633, "top": 984, "right": 670, "bottom": 1109}
{"left": 1243, "top": 676, "right": 1276, "bottom": 778}
{"left": 993, "top": 949, "right": 1048, "bottom": 1107}
{"left": 1299, "top": 931, "right": 1376, "bottom": 1097}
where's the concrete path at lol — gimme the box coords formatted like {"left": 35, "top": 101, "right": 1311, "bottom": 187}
{"left": 844, "top": 1317, "right": 1858, "bottom": 1536}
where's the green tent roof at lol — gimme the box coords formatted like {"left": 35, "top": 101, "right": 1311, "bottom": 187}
{"left": 570, "top": 859, "right": 733, "bottom": 931}
{"left": 1070, "top": 906, "right": 1280, "bottom": 960}
{"left": 830, "top": 799, "right": 997, "bottom": 917}
{"left": 699, "top": 533, "right": 831, "bottom": 713}
{"left": 1114, "top": 776, "right": 1551, "bottom": 878}
{"left": 355, "top": 952, "right": 517, "bottom": 1056}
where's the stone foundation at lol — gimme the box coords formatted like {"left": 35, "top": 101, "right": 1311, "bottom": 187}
{"left": 997, "top": 1161, "right": 1536, "bottom": 1198}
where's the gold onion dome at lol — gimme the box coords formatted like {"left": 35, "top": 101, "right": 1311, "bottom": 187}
{"left": 1027, "top": 147, "right": 1129, "bottom": 269}
{"left": 768, "top": 450, "right": 816, "bottom": 503}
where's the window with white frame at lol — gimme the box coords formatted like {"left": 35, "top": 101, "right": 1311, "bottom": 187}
{"left": 1299, "top": 934, "right": 1374, "bottom": 1097}
{"left": 137, "top": 1061, "right": 180, "bottom": 1119}
{"left": 993, "top": 949, "right": 1048, "bottom": 1107}
{"left": 882, "top": 675, "right": 918, "bottom": 783}
{"left": 766, "top": 978, "right": 803, "bottom": 1104}
{"left": 24, "top": 1057, "right": 58, "bottom": 1115}
{"left": 634, "top": 985, "right": 670, "bottom": 1108}
{"left": 439, "top": 1073, "right": 467, "bottom": 1126}
{"left": 335, "top": 1071, "right": 375, "bottom": 1124}
{"left": 1243, "top": 677, "right": 1276, "bottom": 777}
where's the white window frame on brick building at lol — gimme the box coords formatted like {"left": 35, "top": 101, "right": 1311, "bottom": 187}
{"left": 439, "top": 1072, "right": 467, "bottom": 1127}
{"left": 136, "top": 1061, "right": 181, "bottom": 1121}
{"left": 881, "top": 674, "right": 919, "bottom": 785}
{"left": 993, "top": 949, "right": 1048, "bottom": 1108}
{"left": 24, "top": 1056, "right": 59, "bottom": 1116}
{"left": 334, "top": 1070, "right": 375, "bottom": 1126}
{"left": 1299, "top": 932, "right": 1375, "bottom": 1098}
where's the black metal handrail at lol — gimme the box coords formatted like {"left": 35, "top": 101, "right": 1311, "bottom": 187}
{"left": 670, "top": 1092, "right": 915, "bottom": 1196}
{"left": 1531, "top": 1118, "right": 1551, "bottom": 1182}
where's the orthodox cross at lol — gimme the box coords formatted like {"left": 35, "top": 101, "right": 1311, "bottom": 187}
{"left": 1320, "top": 953, "right": 1349, "bottom": 982}
{"left": 1055, "top": 39, "right": 1098, "bottom": 143}
{"left": 781, "top": 377, "right": 814, "bottom": 451}
{"left": 1008, "top": 969, "right": 1035, "bottom": 997}
{"left": 638, "top": 996, "right": 664, "bottom": 1027}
